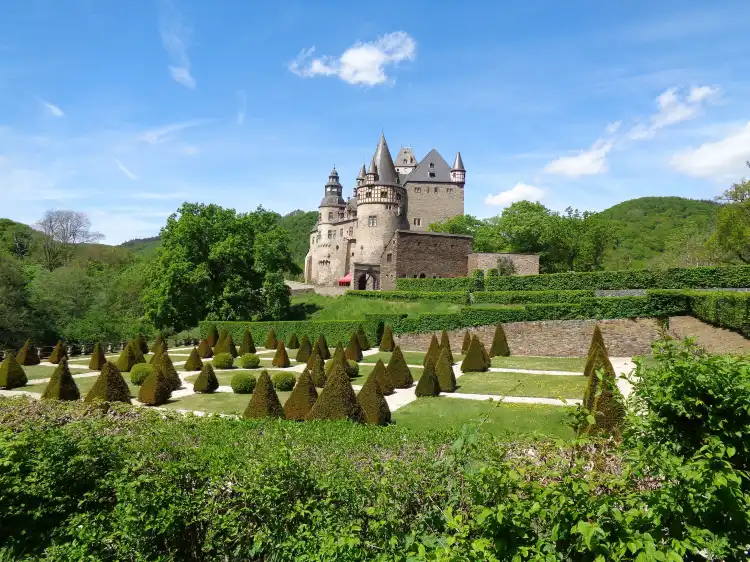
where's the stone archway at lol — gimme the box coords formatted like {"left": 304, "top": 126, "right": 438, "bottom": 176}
{"left": 419, "top": 273, "right": 426, "bottom": 278}
{"left": 357, "top": 274, "right": 367, "bottom": 290}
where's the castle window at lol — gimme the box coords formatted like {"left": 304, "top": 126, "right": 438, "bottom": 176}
{"left": 366, "top": 190, "right": 372, "bottom": 198}
{"left": 328, "top": 212, "right": 333, "bottom": 221}
{"left": 336, "top": 245, "right": 339, "bottom": 250}
{"left": 397, "top": 193, "right": 402, "bottom": 200}
{"left": 368, "top": 216, "right": 377, "bottom": 227}
{"left": 413, "top": 217, "right": 421, "bottom": 227}
{"left": 403, "top": 158, "right": 407, "bottom": 163}
{"left": 381, "top": 190, "right": 387, "bottom": 198}
{"left": 386, "top": 253, "right": 392, "bottom": 262}
{"left": 327, "top": 230, "right": 332, "bottom": 239}
{"left": 429, "top": 172, "right": 436, "bottom": 178}
{"left": 348, "top": 227, "right": 353, "bottom": 236}
{"left": 434, "top": 186, "right": 439, "bottom": 193}
{"left": 429, "top": 162, "right": 434, "bottom": 168}
{"left": 340, "top": 228, "right": 343, "bottom": 236}
{"left": 414, "top": 186, "right": 421, "bottom": 193}
{"left": 447, "top": 187, "right": 453, "bottom": 194}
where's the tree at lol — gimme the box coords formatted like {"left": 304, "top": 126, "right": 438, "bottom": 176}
{"left": 35, "top": 210, "right": 103, "bottom": 271}
{"left": 710, "top": 169, "right": 750, "bottom": 264}
{"left": 0, "top": 221, "right": 34, "bottom": 259}
{"left": 0, "top": 255, "right": 33, "bottom": 348}
{"left": 262, "top": 271, "right": 291, "bottom": 321}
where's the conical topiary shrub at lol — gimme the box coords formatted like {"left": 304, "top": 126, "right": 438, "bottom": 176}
{"left": 435, "top": 346, "right": 456, "bottom": 393}
{"left": 357, "top": 370, "right": 391, "bottom": 425}
{"left": 264, "top": 328, "right": 278, "bottom": 350}
{"left": 116, "top": 344, "right": 137, "bottom": 372}
{"left": 135, "top": 333, "right": 149, "bottom": 355}
{"left": 415, "top": 357, "right": 440, "bottom": 397}
{"left": 193, "top": 363, "right": 219, "bottom": 393}
{"left": 214, "top": 328, "right": 228, "bottom": 351}
{"left": 423, "top": 334, "right": 441, "bottom": 367}
{"left": 160, "top": 353, "right": 182, "bottom": 391}
{"left": 387, "top": 346, "right": 413, "bottom": 389}
{"left": 480, "top": 339, "right": 491, "bottom": 369}
{"left": 137, "top": 362, "right": 172, "bottom": 406}
{"left": 16, "top": 340, "right": 40, "bottom": 366}
{"left": 582, "top": 342, "right": 616, "bottom": 404}
{"left": 356, "top": 324, "right": 370, "bottom": 351}
{"left": 309, "top": 345, "right": 326, "bottom": 387}
{"left": 84, "top": 362, "right": 130, "bottom": 403}
{"left": 48, "top": 341, "right": 67, "bottom": 364}
{"left": 583, "top": 325, "right": 609, "bottom": 377}
{"left": 272, "top": 340, "right": 291, "bottom": 368}
{"left": 150, "top": 333, "right": 166, "bottom": 353}
{"left": 345, "top": 332, "right": 363, "bottom": 362}
{"left": 587, "top": 374, "right": 626, "bottom": 438}
{"left": 88, "top": 343, "right": 106, "bottom": 371}
{"left": 0, "top": 353, "right": 28, "bottom": 389}
{"left": 287, "top": 333, "right": 299, "bottom": 349}
{"left": 244, "top": 370, "right": 284, "bottom": 419}
{"left": 184, "top": 348, "right": 203, "bottom": 371}
{"left": 461, "top": 335, "right": 490, "bottom": 372}
{"left": 239, "top": 328, "right": 256, "bottom": 354}
{"left": 150, "top": 339, "right": 167, "bottom": 364}
{"left": 283, "top": 367, "right": 318, "bottom": 420}
{"left": 489, "top": 324, "right": 511, "bottom": 357}
{"left": 379, "top": 325, "right": 395, "bottom": 352}
{"left": 370, "top": 358, "right": 394, "bottom": 396}
{"left": 296, "top": 335, "right": 312, "bottom": 363}
{"left": 325, "top": 345, "right": 346, "bottom": 375}
{"left": 128, "top": 340, "right": 146, "bottom": 364}
{"left": 42, "top": 359, "right": 79, "bottom": 400}
{"left": 206, "top": 324, "right": 220, "bottom": 347}
{"left": 461, "top": 331, "right": 471, "bottom": 354}
{"left": 316, "top": 334, "right": 331, "bottom": 360}
{"left": 306, "top": 363, "right": 364, "bottom": 422}
{"left": 215, "top": 333, "right": 238, "bottom": 358}
{"left": 439, "top": 329, "right": 454, "bottom": 364}
{"left": 197, "top": 338, "right": 214, "bottom": 358}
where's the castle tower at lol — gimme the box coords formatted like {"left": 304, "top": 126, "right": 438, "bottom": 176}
{"left": 394, "top": 146, "right": 417, "bottom": 175}
{"left": 319, "top": 166, "right": 345, "bottom": 224}
{"left": 356, "top": 164, "right": 366, "bottom": 188}
{"left": 451, "top": 152, "right": 466, "bottom": 186}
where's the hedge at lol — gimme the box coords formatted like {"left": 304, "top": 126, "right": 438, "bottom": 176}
{"left": 345, "top": 290, "right": 470, "bottom": 304}
{"left": 687, "top": 291, "right": 750, "bottom": 337}
{"left": 395, "top": 276, "right": 477, "bottom": 292}
{"left": 473, "top": 290, "right": 596, "bottom": 304}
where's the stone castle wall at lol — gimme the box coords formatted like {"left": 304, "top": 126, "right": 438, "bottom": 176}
{"left": 404, "top": 183, "right": 464, "bottom": 231}
{"left": 468, "top": 252, "right": 540, "bottom": 275}
{"left": 354, "top": 200, "right": 407, "bottom": 266}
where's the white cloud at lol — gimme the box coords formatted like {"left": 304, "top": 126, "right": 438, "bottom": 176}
{"left": 544, "top": 139, "right": 613, "bottom": 177}
{"left": 40, "top": 98, "right": 64, "bottom": 118}
{"left": 139, "top": 119, "right": 212, "bottom": 144}
{"left": 159, "top": 1, "right": 196, "bottom": 88}
{"left": 606, "top": 121, "right": 622, "bottom": 134}
{"left": 670, "top": 122, "right": 750, "bottom": 180}
{"left": 114, "top": 158, "right": 139, "bottom": 181}
{"left": 236, "top": 90, "right": 246, "bottom": 126}
{"left": 484, "top": 183, "right": 545, "bottom": 206}
{"left": 289, "top": 31, "right": 416, "bottom": 86}
{"left": 627, "top": 85, "right": 719, "bottom": 140}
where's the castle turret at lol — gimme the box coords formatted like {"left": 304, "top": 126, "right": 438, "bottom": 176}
{"left": 366, "top": 158, "right": 378, "bottom": 184}
{"left": 356, "top": 163, "right": 366, "bottom": 187}
{"left": 450, "top": 152, "right": 466, "bottom": 186}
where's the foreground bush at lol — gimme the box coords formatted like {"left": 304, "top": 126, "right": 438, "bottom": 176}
{"left": 0, "top": 353, "right": 27, "bottom": 389}
{"left": 150, "top": 333, "right": 166, "bottom": 353}
{"left": 461, "top": 331, "right": 471, "bottom": 354}
{"left": 239, "top": 353, "right": 260, "bottom": 369}
{"left": 283, "top": 368, "right": 318, "bottom": 420}
{"left": 230, "top": 372, "right": 257, "bottom": 394}
{"left": 243, "top": 370, "right": 284, "bottom": 419}
{"left": 272, "top": 371, "right": 296, "bottom": 391}
{"left": 116, "top": 344, "right": 137, "bottom": 372}
{"left": 193, "top": 364, "right": 219, "bottom": 394}
{"left": 84, "top": 362, "right": 130, "bottom": 403}
{"left": 159, "top": 353, "right": 182, "bottom": 391}
{"left": 129, "top": 364, "right": 153, "bottom": 386}
{"left": 212, "top": 353, "right": 234, "bottom": 370}
{"left": 345, "top": 332, "right": 362, "bottom": 362}
{"left": 42, "top": 359, "right": 79, "bottom": 401}
{"left": 316, "top": 334, "right": 331, "bottom": 360}
{"left": 307, "top": 345, "right": 326, "bottom": 387}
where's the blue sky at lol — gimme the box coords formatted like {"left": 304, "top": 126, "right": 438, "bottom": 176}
{"left": 1, "top": 0, "right": 750, "bottom": 243}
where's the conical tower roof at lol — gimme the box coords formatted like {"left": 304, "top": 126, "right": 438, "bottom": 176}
{"left": 357, "top": 163, "right": 367, "bottom": 180}
{"left": 372, "top": 133, "right": 398, "bottom": 185}
{"left": 367, "top": 157, "right": 378, "bottom": 176}
{"left": 452, "top": 152, "right": 465, "bottom": 171}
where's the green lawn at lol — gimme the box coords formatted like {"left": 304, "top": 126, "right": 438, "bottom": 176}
{"left": 24, "top": 375, "right": 141, "bottom": 398}
{"left": 393, "top": 397, "right": 575, "bottom": 439}
{"left": 490, "top": 356, "right": 586, "bottom": 372}
{"left": 290, "top": 293, "right": 462, "bottom": 321}
{"left": 361, "top": 351, "right": 428, "bottom": 366}
{"left": 18, "top": 364, "right": 65, "bottom": 380}
{"left": 161, "top": 390, "right": 293, "bottom": 415}
{"left": 456, "top": 371, "right": 586, "bottom": 399}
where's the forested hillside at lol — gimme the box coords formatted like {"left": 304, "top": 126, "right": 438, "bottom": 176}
{"left": 277, "top": 210, "right": 318, "bottom": 270}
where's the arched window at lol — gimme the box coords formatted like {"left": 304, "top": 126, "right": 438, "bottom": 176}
{"left": 419, "top": 273, "right": 426, "bottom": 278}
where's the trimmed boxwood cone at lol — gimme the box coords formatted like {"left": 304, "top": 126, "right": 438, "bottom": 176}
{"left": 193, "top": 363, "right": 219, "bottom": 393}
{"left": 309, "top": 345, "right": 326, "bottom": 387}
{"left": 88, "top": 343, "right": 106, "bottom": 371}
{"left": 489, "top": 324, "right": 511, "bottom": 357}
{"left": 370, "top": 358, "right": 394, "bottom": 396}
{"left": 461, "top": 335, "right": 490, "bottom": 372}
{"left": 160, "top": 353, "right": 182, "bottom": 391}
{"left": 583, "top": 325, "right": 609, "bottom": 377}
{"left": 197, "top": 338, "right": 214, "bottom": 358}
{"left": 150, "top": 340, "right": 167, "bottom": 364}
{"left": 345, "top": 332, "right": 362, "bottom": 362}
{"left": 272, "top": 341, "right": 291, "bottom": 368}
{"left": 244, "top": 370, "right": 284, "bottom": 419}
{"left": 424, "top": 334, "right": 441, "bottom": 367}
{"left": 150, "top": 333, "right": 166, "bottom": 353}
{"left": 306, "top": 363, "right": 364, "bottom": 422}
{"left": 387, "top": 346, "right": 413, "bottom": 388}
{"left": 283, "top": 367, "right": 318, "bottom": 420}
{"left": 184, "top": 348, "right": 203, "bottom": 371}
{"left": 439, "top": 329, "right": 454, "bottom": 364}
{"left": 296, "top": 335, "right": 312, "bottom": 363}
{"left": 325, "top": 345, "right": 346, "bottom": 375}
{"left": 357, "top": 370, "right": 391, "bottom": 425}
{"left": 316, "top": 334, "right": 331, "bottom": 360}
{"left": 128, "top": 340, "right": 145, "bottom": 364}
{"left": 135, "top": 333, "right": 149, "bottom": 354}
{"left": 379, "top": 325, "right": 395, "bottom": 352}
{"left": 461, "top": 331, "right": 471, "bottom": 354}
{"left": 206, "top": 324, "right": 219, "bottom": 347}
{"left": 0, "top": 352, "right": 28, "bottom": 389}
{"left": 215, "top": 328, "right": 228, "bottom": 351}
{"left": 116, "top": 344, "right": 137, "bottom": 372}
{"left": 287, "top": 333, "right": 299, "bottom": 349}
{"left": 435, "top": 346, "right": 456, "bottom": 392}
{"left": 415, "top": 357, "right": 440, "bottom": 397}
{"left": 587, "top": 375, "right": 625, "bottom": 438}
{"left": 138, "top": 363, "right": 172, "bottom": 406}
{"left": 48, "top": 340, "right": 67, "bottom": 364}
{"left": 216, "top": 334, "right": 238, "bottom": 358}
{"left": 590, "top": 324, "right": 606, "bottom": 354}
{"left": 240, "top": 328, "right": 256, "bottom": 354}
{"left": 85, "top": 361, "right": 130, "bottom": 403}
{"left": 264, "top": 328, "right": 278, "bottom": 350}
{"left": 16, "top": 339, "right": 40, "bottom": 366}
{"left": 356, "top": 324, "right": 370, "bottom": 351}
{"left": 42, "top": 359, "right": 80, "bottom": 400}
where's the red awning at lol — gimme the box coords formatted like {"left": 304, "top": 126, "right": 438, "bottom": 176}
{"left": 338, "top": 272, "right": 352, "bottom": 285}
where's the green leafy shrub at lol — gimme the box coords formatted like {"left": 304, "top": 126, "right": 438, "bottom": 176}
{"left": 264, "top": 328, "right": 278, "bottom": 350}
{"left": 395, "top": 276, "right": 476, "bottom": 291}
{"left": 42, "top": 359, "right": 79, "bottom": 401}
{"left": 183, "top": 348, "right": 203, "bottom": 371}
{"left": 460, "top": 335, "right": 490, "bottom": 372}
{"left": 84, "top": 362, "right": 130, "bottom": 403}
{"left": 271, "top": 371, "right": 296, "bottom": 391}
{"left": 160, "top": 353, "right": 182, "bottom": 391}
{"left": 88, "top": 343, "right": 106, "bottom": 371}
{"left": 582, "top": 344, "right": 615, "bottom": 409}
{"left": 193, "top": 364, "right": 219, "bottom": 394}
{"left": 461, "top": 331, "right": 471, "bottom": 354}
{"left": 16, "top": 339, "right": 40, "bottom": 366}
{"left": 271, "top": 341, "right": 291, "bottom": 368}
{"left": 306, "top": 363, "right": 364, "bottom": 422}
{"left": 295, "top": 334, "right": 312, "bottom": 362}
{"left": 345, "top": 332, "right": 362, "bottom": 361}
{"left": 116, "top": 344, "right": 137, "bottom": 372}
{"left": 48, "top": 341, "right": 67, "bottom": 364}
{"left": 415, "top": 358, "right": 440, "bottom": 397}
{"left": 356, "top": 324, "right": 370, "bottom": 350}
{"left": 379, "top": 325, "right": 395, "bottom": 351}
{"left": 230, "top": 371, "right": 256, "bottom": 394}
{"left": 316, "top": 334, "right": 331, "bottom": 360}
{"left": 212, "top": 352, "right": 234, "bottom": 370}
{"left": 137, "top": 365, "right": 172, "bottom": 406}
{"left": 206, "top": 324, "right": 219, "bottom": 347}
{"left": 283, "top": 367, "right": 318, "bottom": 420}
{"left": 489, "top": 324, "right": 510, "bottom": 357}
{"left": 688, "top": 290, "right": 750, "bottom": 336}
{"left": 197, "top": 338, "right": 214, "bottom": 358}
{"left": 423, "top": 334, "right": 440, "bottom": 367}
{"left": 439, "top": 329, "right": 454, "bottom": 364}
{"left": 471, "top": 269, "right": 485, "bottom": 291}
{"left": 244, "top": 370, "right": 284, "bottom": 419}
{"left": 473, "top": 290, "right": 596, "bottom": 304}
{"left": 346, "top": 290, "right": 470, "bottom": 304}
{"left": 386, "top": 346, "right": 413, "bottom": 388}
{"left": 239, "top": 353, "right": 260, "bottom": 369}
{"left": 435, "top": 347, "right": 456, "bottom": 392}
{"left": 239, "top": 328, "right": 257, "bottom": 354}
{"left": 357, "top": 371, "right": 391, "bottom": 425}
{"left": 287, "top": 332, "right": 299, "bottom": 349}
{"left": 129, "top": 364, "right": 153, "bottom": 386}
{"left": 370, "top": 358, "right": 394, "bottom": 395}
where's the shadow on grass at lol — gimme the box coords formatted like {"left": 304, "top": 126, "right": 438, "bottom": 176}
{"left": 287, "top": 302, "right": 324, "bottom": 320}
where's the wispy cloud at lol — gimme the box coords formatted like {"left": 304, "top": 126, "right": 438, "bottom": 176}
{"left": 289, "top": 31, "right": 416, "bottom": 86}
{"left": 39, "top": 98, "right": 64, "bottom": 118}
{"left": 671, "top": 122, "right": 750, "bottom": 181}
{"left": 485, "top": 183, "right": 545, "bottom": 206}
{"left": 114, "top": 158, "right": 139, "bottom": 181}
{"left": 544, "top": 138, "right": 614, "bottom": 177}
{"left": 627, "top": 86, "right": 719, "bottom": 140}
{"left": 138, "top": 119, "right": 213, "bottom": 144}
{"left": 159, "top": 0, "right": 195, "bottom": 88}
{"left": 236, "top": 90, "right": 246, "bottom": 126}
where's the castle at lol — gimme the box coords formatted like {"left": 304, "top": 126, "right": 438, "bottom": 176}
{"left": 304, "top": 133, "right": 538, "bottom": 290}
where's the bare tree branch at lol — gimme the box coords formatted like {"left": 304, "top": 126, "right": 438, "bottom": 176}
{"left": 35, "top": 210, "right": 104, "bottom": 270}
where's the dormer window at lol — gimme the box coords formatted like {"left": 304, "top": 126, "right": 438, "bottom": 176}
{"left": 429, "top": 162, "right": 434, "bottom": 168}
{"left": 429, "top": 172, "right": 436, "bottom": 178}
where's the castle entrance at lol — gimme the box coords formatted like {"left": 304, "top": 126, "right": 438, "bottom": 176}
{"left": 353, "top": 263, "right": 380, "bottom": 291}
{"left": 357, "top": 275, "right": 367, "bottom": 290}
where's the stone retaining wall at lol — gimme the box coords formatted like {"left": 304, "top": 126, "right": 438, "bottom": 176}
{"left": 394, "top": 318, "right": 663, "bottom": 357}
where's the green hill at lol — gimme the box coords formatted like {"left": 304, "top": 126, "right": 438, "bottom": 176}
{"left": 598, "top": 197, "right": 720, "bottom": 269}
{"left": 278, "top": 210, "right": 318, "bottom": 270}
{"left": 119, "top": 236, "right": 161, "bottom": 258}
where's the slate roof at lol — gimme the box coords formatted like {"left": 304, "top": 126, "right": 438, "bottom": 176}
{"left": 394, "top": 146, "right": 417, "bottom": 168}
{"left": 452, "top": 152, "right": 465, "bottom": 171}
{"left": 405, "top": 149, "right": 453, "bottom": 183}
{"left": 372, "top": 133, "right": 399, "bottom": 186}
